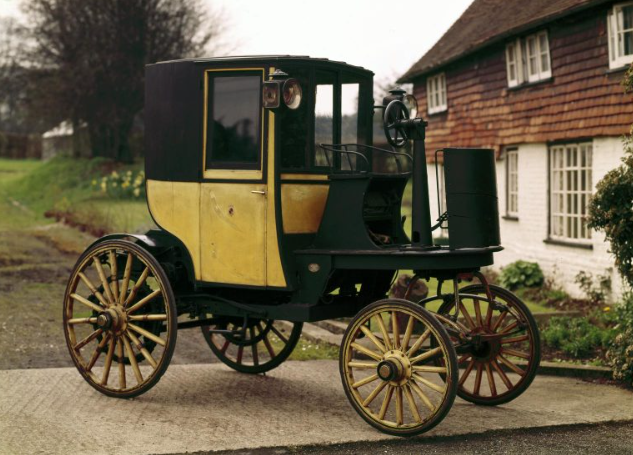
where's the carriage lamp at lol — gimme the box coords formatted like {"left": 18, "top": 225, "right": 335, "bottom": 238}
{"left": 282, "top": 78, "right": 302, "bottom": 109}
{"left": 403, "top": 94, "right": 418, "bottom": 118}
{"left": 263, "top": 81, "right": 280, "bottom": 108}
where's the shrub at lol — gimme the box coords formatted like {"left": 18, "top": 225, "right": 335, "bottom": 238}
{"left": 542, "top": 316, "right": 614, "bottom": 358}
{"left": 93, "top": 169, "right": 145, "bottom": 199}
{"left": 575, "top": 270, "right": 612, "bottom": 304}
{"left": 606, "top": 294, "right": 633, "bottom": 385}
{"left": 499, "top": 260, "right": 544, "bottom": 290}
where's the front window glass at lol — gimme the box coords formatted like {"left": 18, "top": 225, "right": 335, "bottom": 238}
{"left": 205, "top": 74, "right": 261, "bottom": 169}
{"left": 314, "top": 77, "right": 334, "bottom": 166}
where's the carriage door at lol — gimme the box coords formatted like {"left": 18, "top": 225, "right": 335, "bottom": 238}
{"left": 199, "top": 69, "right": 268, "bottom": 286}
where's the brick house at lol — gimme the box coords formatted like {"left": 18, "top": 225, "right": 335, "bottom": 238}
{"left": 399, "top": 0, "right": 633, "bottom": 298}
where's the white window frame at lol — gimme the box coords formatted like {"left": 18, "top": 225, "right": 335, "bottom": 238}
{"left": 549, "top": 142, "right": 593, "bottom": 243}
{"left": 426, "top": 73, "right": 447, "bottom": 114}
{"left": 608, "top": 2, "right": 633, "bottom": 69}
{"left": 526, "top": 31, "right": 551, "bottom": 82}
{"left": 506, "top": 148, "right": 519, "bottom": 217}
{"left": 505, "top": 39, "right": 524, "bottom": 87}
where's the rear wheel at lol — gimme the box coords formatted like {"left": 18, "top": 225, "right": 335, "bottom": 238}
{"left": 340, "top": 299, "right": 458, "bottom": 436}
{"left": 63, "top": 239, "right": 177, "bottom": 398}
{"left": 437, "top": 284, "right": 540, "bottom": 406}
{"left": 201, "top": 317, "right": 302, "bottom": 374}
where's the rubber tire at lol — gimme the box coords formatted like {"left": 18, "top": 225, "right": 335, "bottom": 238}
{"left": 437, "top": 284, "right": 541, "bottom": 406}
{"left": 63, "top": 239, "right": 178, "bottom": 399}
{"left": 340, "top": 298, "right": 458, "bottom": 437}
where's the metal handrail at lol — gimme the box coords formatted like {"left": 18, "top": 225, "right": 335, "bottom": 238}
{"left": 317, "top": 143, "right": 412, "bottom": 174}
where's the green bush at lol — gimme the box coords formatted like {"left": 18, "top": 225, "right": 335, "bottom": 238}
{"left": 607, "top": 294, "right": 633, "bottom": 385}
{"left": 542, "top": 316, "right": 614, "bottom": 358}
{"left": 499, "top": 260, "right": 544, "bottom": 290}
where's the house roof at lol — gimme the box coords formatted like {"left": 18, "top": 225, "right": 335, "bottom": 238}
{"left": 399, "top": 0, "right": 611, "bottom": 82}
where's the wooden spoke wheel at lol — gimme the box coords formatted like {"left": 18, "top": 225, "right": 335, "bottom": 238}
{"left": 63, "top": 239, "right": 177, "bottom": 399}
{"left": 340, "top": 299, "right": 458, "bottom": 437}
{"left": 201, "top": 317, "right": 302, "bottom": 374}
{"left": 437, "top": 284, "right": 541, "bottom": 406}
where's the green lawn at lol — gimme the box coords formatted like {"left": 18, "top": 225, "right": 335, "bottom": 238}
{"left": 0, "top": 157, "right": 153, "bottom": 233}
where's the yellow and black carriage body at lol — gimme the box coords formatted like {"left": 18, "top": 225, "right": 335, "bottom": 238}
{"left": 63, "top": 56, "right": 541, "bottom": 437}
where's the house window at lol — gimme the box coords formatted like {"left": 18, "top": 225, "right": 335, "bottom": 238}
{"left": 549, "top": 143, "right": 592, "bottom": 242}
{"left": 526, "top": 31, "right": 551, "bottom": 82}
{"left": 427, "top": 73, "right": 447, "bottom": 114}
{"left": 505, "top": 31, "right": 550, "bottom": 87}
{"left": 506, "top": 148, "right": 519, "bottom": 217}
{"left": 608, "top": 2, "right": 633, "bottom": 69}
{"left": 505, "top": 40, "right": 524, "bottom": 87}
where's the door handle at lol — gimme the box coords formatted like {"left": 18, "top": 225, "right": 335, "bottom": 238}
{"left": 251, "top": 190, "right": 266, "bottom": 195}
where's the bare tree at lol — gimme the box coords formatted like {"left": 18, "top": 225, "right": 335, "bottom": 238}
{"left": 25, "top": 0, "right": 223, "bottom": 161}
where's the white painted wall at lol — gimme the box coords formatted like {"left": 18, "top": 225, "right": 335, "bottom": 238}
{"left": 425, "top": 138, "right": 627, "bottom": 300}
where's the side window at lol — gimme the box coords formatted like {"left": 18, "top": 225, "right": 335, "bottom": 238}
{"left": 205, "top": 73, "right": 262, "bottom": 170}
{"left": 280, "top": 68, "right": 310, "bottom": 170}
{"left": 314, "top": 71, "right": 335, "bottom": 167}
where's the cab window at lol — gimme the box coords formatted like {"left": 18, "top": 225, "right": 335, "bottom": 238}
{"left": 205, "top": 73, "right": 261, "bottom": 170}
{"left": 314, "top": 71, "right": 336, "bottom": 167}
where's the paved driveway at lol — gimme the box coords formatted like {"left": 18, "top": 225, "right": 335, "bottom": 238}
{"left": 1, "top": 360, "right": 633, "bottom": 454}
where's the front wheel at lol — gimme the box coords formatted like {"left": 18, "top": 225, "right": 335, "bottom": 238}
{"left": 340, "top": 299, "right": 458, "bottom": 437}
{"left": 63, "top": 239, "right": 177, "bottom": 399}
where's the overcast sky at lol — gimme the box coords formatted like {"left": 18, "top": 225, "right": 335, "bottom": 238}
{"left": 0, "top": 0, "right": 472, "bottom": 84}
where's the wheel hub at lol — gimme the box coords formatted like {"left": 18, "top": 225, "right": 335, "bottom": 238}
{"left": 96, "top": 306, "right": 127, "bottom": 335}
{"left": 469, "top": 328, "right": 501, "bottom": 361}
{"left": 377, "top": 350, "right": 412, "bottom": 386}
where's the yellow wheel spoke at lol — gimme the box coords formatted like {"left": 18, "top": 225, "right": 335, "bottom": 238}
{"left": 410, "top": 380, "right": 436, "bottom": 412}
{"left": 359, "top": 325, "right": 387, "bottom": 353}
{"left": 74, "top": 328, "right": 103, "bottom": 351}
{"left": 71, "top": 293, "right": 104, "bottom": 314}
{"left": 412, "top": 373, "right": 447, "bottom": 394}
{"left": 403, "top": 384, "right": 422, "bottom": 423}
{"left": 101, "top": 336, "right": 116, "bottom": 386}
{"left": 395, "top": 386, "right": 403, "bottom": 426}
{"left": 117, "top": 338, "right": 126, "bottom": 390}
{"left": 405, "top": 329, "right": 431, "bottom": 357}
{"left": 126, "top": 330, "right": 158, "bottom": 368}
{"left": 362, "top": 380, "right": 388, "bottom": 407}
{"left": 108, "top": 251, "right": 119, "bottom": 302}
{"left": 78, "top": 272, "right": 110, "bottom": 308}
{"left": 374, "top": 314, "right": 393, "bottom": 351}
{"left": 87, "top": 334, "right": 110, "bottom": 372}
{"left": 378, "top": 385, "right": 394, "bottom": 420}
{"left": 348, "top": 361, "right": 378, "bottom": 369}
{"left": 127, "top": 289, "right": 162, "bottom": 314}
{"left": 410, "top": 346, "right": 443, "bottom": 365}
{"left": 352, "top": 374, "right": 379, "bottom": 389}
{"left": 68, "top": 317, "right": 98, "bottom": 325}
{"left": 412, "top": 365, "right": 447, "bottom": 374}
{"left": 94, "top": 257, "right": 115, "bottom": 305}
{"left": 401, "top": 315, "right": 415, "bottom": 352}
{"left": 128, "top": 323, "right": 166, "bottom": 347}
{"left": 498, "top": 355, "right": 525, "bottom": 376}
{"left": 119, "top": 253, "right": 133, "bottom": 304}
{"left": 391, "top": 311, "right": 400, "bottom": 350}
{"left": 128, "top": 314, "right": 168, "bottom": 322}
{"left": 485, "top": 362, "right": 497, "bottom": 397}
{"left": 124, "top": 267, "right": 150, "bottom": 307}
{"left": 122, "top": 334, "right": 143, "bottom": 383}
{"left": 351, "top": 342, "right": 382, "bottom": 362}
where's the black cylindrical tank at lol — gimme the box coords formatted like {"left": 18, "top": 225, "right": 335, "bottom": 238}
{"left": 443, "top": 148, "right": 500, "bottom": 249}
